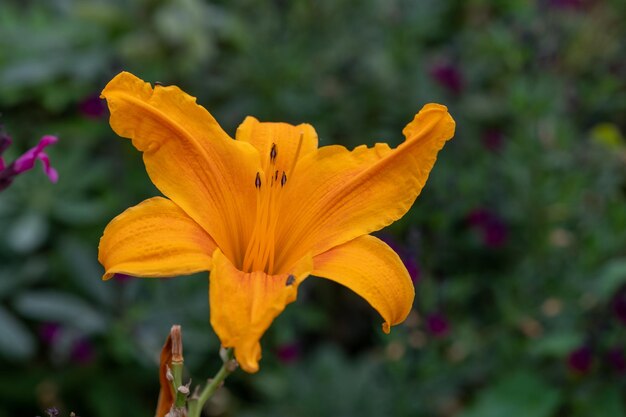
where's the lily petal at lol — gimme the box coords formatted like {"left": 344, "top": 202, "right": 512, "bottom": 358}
{"left": 209, "top": 249, "right": 312, "bottom": 373}
{"left": 101, "top": 72, "right": 261, "bottom": 265}
{"left": 99, "top": 197, "right": 216, "bottom": 280}
{"left": 275, "top": 104, "right": 455, "bottom": 271}
{"left": 235, "top": 116, "right": 318, "bottom": 173}
{"left": 313, "top": 235, "right": 414, "bottom": 333}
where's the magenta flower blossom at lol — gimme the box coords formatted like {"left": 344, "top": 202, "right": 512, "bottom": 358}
{"left": 38, "top": 322, "right": 62, "bottom": 345}
{"left": 71, "top": 337, "right": 95, "bottom": 365}
{"left": 276, "top": 342, "right": 301, "bottom": 364}
{"left": 467, "top": 208, "right": 508, "bottom": 248}
{"left": 567, "top": 345, "right": 593, "bottom": 374}
{"left": 425, "top": 312, "right": 450, "bottom": 338}
{"left": 78, "top": 93, "right": 107, "bottom": 119}
{"left": 482, "top": 129, "right": 504, "bottom": 153}
{"left": 430, "top": 62, "right": 464, "bottom": 95}
{"left": 0, "top": 133, "right": 58, "bottom": 191}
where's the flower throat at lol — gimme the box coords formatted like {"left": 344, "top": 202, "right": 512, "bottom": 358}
{"left": 242, "top": 135, "right": 303, "bottom": 274}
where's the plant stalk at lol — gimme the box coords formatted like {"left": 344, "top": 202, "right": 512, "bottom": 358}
{"left": 187, "top": 348, "right": 236, "bottom": 417}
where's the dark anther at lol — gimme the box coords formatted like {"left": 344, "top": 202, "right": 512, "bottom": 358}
{"left": 286, "top": 274, "right": 296, "bottom": 286}
{"left": 281, "top": 172, "right": 287, "bottom": 187}
{"left": 270, "top": 143, "right": 277, "bottom": 162}
{"left": 255, "top": 172, "right": 261, "bottom": 189}
{"left": 155, "top": 81, "right": 163, "bottom": 86}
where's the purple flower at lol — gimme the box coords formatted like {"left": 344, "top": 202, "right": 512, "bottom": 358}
{"left": 430, "top": 63, "right": 464, "bottom": 95}
{"left": 425, "top": 313, "right": 450, "bottom": 338}
{"left": 467, "top": 209, "right": 508, "bottom": 248}
{"left": 482, "top": 129, "right": 504, "bottom": 152}
{"left": 403, "top": 256, "right": 420, "bottom": 283}
{"left": 78, "top": 94, "right": 107, "bottom": 119}
{"left": 39, "top": 322, "right": 62, "bottom": 345}
{"left": 606, "top": 347, "right": 626, "bottom": 373}
{"left": 71, "top": 338, "right": 95, "bottom": 365}
{"left": 276, "top": 343, "right": 300, "bottom": 364}
{"left": 0, "top": 133, "right": 58, "bottom": 191}
{"left": 567, "top": 346, "right": 593, "bottom": 374}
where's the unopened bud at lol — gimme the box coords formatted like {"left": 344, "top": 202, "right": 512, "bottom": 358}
{"left": 171, "top": 325, "right": 183, "bottom": 363}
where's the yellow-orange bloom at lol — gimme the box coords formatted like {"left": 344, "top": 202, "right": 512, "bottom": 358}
{"left": 98, "top": 72, "right": 455, "bottom": 373}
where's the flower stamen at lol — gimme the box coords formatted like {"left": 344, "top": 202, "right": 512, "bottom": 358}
{"left": 270, "top": 143, "right": 277, "bottom": 164}
{"left": 243, "top": 132, "right": 304, "bottom": 274}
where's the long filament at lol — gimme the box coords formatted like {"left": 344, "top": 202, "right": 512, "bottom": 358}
{"left": 243, "top": 133, "right": 304, "bottom": 274}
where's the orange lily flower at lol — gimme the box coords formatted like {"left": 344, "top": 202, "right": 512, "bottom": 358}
{"left": 98, "top": 72, "right": 455, "bottom": 373}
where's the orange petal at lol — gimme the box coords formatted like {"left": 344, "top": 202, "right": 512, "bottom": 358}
{"left": 155, "top": 333, "right": 174, "bottom": 417}
{"left": 101, "top": 72, "right": 261, "bottom": 266}
{"left": 235, "top": 116, "right": 318, "bottom": 174}
{"left": 274, "top": 104, "right": 455, "bottom": 271}
{"left": 209, "top": 249, "right": 312, "bottom": 373}
{"left": 313, "top": 235, "right": 414, "bottom": 333}
{"left": 98, "top": 197, "right": 216, "bottom": 279}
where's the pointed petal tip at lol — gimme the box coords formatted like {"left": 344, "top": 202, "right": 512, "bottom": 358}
{"left": 237, "top": 353, "right": 261, "bottom": 373}
{"left": 231, "top": 337, "right": 262, "bottom": 373}
{"left": 402, "top": 102, "right": 456, "bottom": 144}
{"left": 101, "top": 71, "right": 150, "bottom": 99}
{"left": 382, "top": 322, "right": 391, "bottom": 334}
{"left": 423, "top": 102, "right": 448, "bottom": 111}
{"left": 209, "top": 251, "right": 313, "bottom": 374}
{"left": 313, "top": 236, "right": 414, "bottom": 337}
{"left": 40, "top": 135, "right": 58, "bottom": 146}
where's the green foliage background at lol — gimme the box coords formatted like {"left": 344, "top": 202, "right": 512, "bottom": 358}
{"left": 0, "top": 0, "right": 625, "bottom": 416}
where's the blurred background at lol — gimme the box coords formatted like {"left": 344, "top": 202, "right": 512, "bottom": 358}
{"left": 0, "top": 0, "right": 625, "bottom": 416}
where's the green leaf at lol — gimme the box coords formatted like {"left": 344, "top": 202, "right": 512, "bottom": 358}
{"left": 0, "top": 258, "right": 47, "bottom": 299}
{"left": 52, "top": 198, "right": 110, "bottom": 225}
{"left": 460, "top": 371, "right": 561, "bottom": 417}
{"left": 13, "top": 290, "right": 107, "bottom": 334}
{"left": 595, "top": 258, "right": 626, "bottom": 299}
{"left": 530, "top": 332, "right": 583, "bottom": 357}
{"left": 58, "top": 236, "right": 113, "bottom": 307}
{"left": 0, "top": 305, "right": 35, "bottom": 360}
{"left": 5, "top": 212, "right": 49, "bottom": 253}
{"left": 574, "top": 385, "right": 626, "bottom": 417}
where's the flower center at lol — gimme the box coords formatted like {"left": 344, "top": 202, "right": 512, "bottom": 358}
{"left": 242, "top": 135, "right": 304, "bottom": 274}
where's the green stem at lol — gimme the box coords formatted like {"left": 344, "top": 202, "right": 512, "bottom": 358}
{"left": 171, "top": 361, "right": 187, "bottom": 407}
{"left": 188, "top": 349, "right": 236, "bottom": 417}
